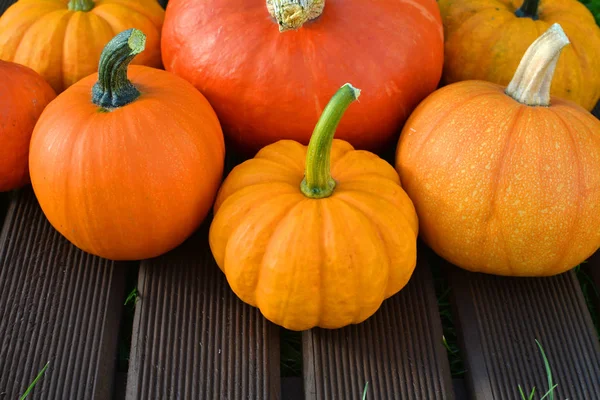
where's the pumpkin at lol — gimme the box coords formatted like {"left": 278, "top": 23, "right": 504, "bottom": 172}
{"left": 439, "top": 0, "right": 600, "bottom": 111}
{"left": 395, "top": 24, "right": 600, "bottom": 277}
{"left": 209, "top": 83, "right": 419, "bottom": 331}
{"left": 0, "top": 0, "right": 164, "bottom": 93}
{"left": 161, "top": 0, "right": 444, "bottom": 154}
{"left": 29, "top": 29, "right": 225, "bottom": 261}
{"left": 0, "top": 60, "right": 56, "bottom": 192}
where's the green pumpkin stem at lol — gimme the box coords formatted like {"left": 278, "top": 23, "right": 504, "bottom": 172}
{"left": 300, "top": 83, "right": 360, "bottom": 199}
{"left": 266, "top": 0, "right": 325, "bottom": 32}
{"left": 68, "top": 0, "right": 94, "bottom": 12}
{"left": 506, "top": 23, "right": 569, "bottom": 107}
{"left": 92, "top": 29, "right": 146, "bottom": 109}
{"left": 515, "top": 0, "right": 540, "bottom": 20}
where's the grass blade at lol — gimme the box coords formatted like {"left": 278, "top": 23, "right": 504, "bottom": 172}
{"left": 362, "top": 382, "right": 369, "bottom": 400}
{"left": 535, "top": 339, "right": 555, "bottom": 400}
{"left": 19, "top": 362, "right": 49, "bottom": 400}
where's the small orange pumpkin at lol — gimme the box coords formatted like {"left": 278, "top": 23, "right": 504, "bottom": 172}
{"left": 0, "top": 0, "right": 164, "bottom": 93}
{"left": 29, "top": 29, "right": 225, "bottom": 261}
{"left": 0, "top": 60, "right": 56, "bottom": 192}
{"left": 439, "top": 0, "right": 600, "bottom": 111}
{"left": 396, "top": 24, "right": 600, "bottom": 277}
{"left": 209, "top": 84, "right": 419, "bottom": 331}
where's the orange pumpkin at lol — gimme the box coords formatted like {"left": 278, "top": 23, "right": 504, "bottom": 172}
{"left": 209, "top": 84, "right": 419, "bottom": 331}
{"left": 439, "top": 0, "right": 600, "bottom": 111}
{"left": 0, "top": 0, "right": 164, "bottom": 93}
{"left": 396, "top": 24, "right": 600, "bottom": 277}
{"left": 29, "top": 29, "right": 225, "bottom": 261}
{"left": 161, "top": 0, "right": 444, "bottom": 153}
{"left": 0, "top": 60, "right": 56, "bottom": 192}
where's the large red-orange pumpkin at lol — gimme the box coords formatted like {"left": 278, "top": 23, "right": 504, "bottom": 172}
{"left": 161, "top": 0, "right": 444, "bottom": 153}
{"left": 29, "top": 29, "right": 225, "bottom": 260}
{"left": 0, "top": 60, "right": 56, "bottom": 192}
{"left": 0, "top": 0, "right": 164, "bottom": 93}
{"left": 396, "top": 24, "right": 600, "bottom": 277}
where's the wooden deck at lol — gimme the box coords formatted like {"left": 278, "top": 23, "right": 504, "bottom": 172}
{"left": 1, "top": 1, "right": 600, "bottom": 398}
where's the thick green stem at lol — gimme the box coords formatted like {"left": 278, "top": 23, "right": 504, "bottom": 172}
{"left": 266, "top": 0, "right": 325, "bottom": 32}
{"left": 515, "top": 0, "right": 540, "bottom": 20}
{"left": 68, "top": 0, "right": 94, "bottom": 12}
{"left": 92, "top": 29, "right": 146, "bottom": 109}
{"left": 506, "top": 23, "right": 570, "bottom": 107}
{"left": 300, "top": 84, "right": 361, "bottom": 199}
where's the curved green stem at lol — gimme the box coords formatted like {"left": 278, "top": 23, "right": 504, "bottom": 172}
{"left": 515, "top": 0, "right": 540, "bottom": 20}
{"left": 506, "top": 23, "right": 570, "bottom": 107}
{"left": 68, "top": 0, "right": 94, "bottom": 12}
{"left": 300, "top": 83, "right": 361, "bottom": 199}
{"left": 92, "top": 29, "right": 146, "bottom": 109}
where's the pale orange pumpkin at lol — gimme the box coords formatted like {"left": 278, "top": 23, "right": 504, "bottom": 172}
{"left": 396, "top": 24, "right": 600, "bottom": 277}
{"left": 29, "top": 29, "right": 224, "bottom": 261}
{"left": 0, "top": 0, "right": 164, "bottom": 93}
{"left": 210, "top": 84, "right": 419, "bottom": 330}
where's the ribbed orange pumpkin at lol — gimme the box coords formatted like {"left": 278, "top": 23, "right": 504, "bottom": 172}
{"left": 0, "top": 0, "right": 164, "bottom": 93}
{"left": 0, "top": 60, "right": 56, "bottom": 192}
{"left": 29, "top": 29, "right": 224, "bottom": 261}
{"left": 161, "top": 0, "right": 444, "bottom": 153}
{"left": 396, "top": 24, "right": 600, "bottom": 277}
{"left": 439, "top": 0, "right": 600, "bottom": 111}
{"left": 210, "top": 84, "right": 419, "bottom": 330}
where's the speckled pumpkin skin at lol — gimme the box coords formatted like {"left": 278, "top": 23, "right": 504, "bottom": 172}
{"left": 439, "top": 0, "right": 600, "bottom": 111}
{"left": 395, "top": 81, "right": 600, "bottom": 277}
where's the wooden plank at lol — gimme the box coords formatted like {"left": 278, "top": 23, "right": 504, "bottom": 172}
{"left": 302, "top": 246, "right": 454, "bottom": 400}
{"left": 0, "top": 188, "right": 127, "bottom": 399}
{"left": 446, "top": 254, "right": 600, "bottom": 400}
{"left": 125, "top": 223, "right": 281, "bottom": 400}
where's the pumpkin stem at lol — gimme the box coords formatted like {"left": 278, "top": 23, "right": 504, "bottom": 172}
{"left": 266, "top": 0, "right": 325, "bottom": 32}
{"left": 505, "top": 23, "right": 570, "bottom": 107}
{"left": 68, "top": 0, "right": 94, "bottom": 12}
{"left": 300, "top": 83, "right": 360, "bottom": 199}
{"left": 92, "top": 29, "right": 146, "bottom": 109}
{"left": 515, "top": 0, "right": 540, "bottom": 20}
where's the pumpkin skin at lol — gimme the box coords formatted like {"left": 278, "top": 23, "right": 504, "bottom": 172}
{"left": 210, "top": 138, "right": 419, "bottom": 330}
{"left": 0, "top": 0, "right": 164, "bottom": 93}
{"left": 29, "top": 31, "right": 225, "bottom": 261}
{"left": 161, "top": 0, "right": 444, "bottom": 153}
{"left": 0, "top": 60, "right": 56, "bottom": 192}
{"left": 439, "top": 0, "right": 600, "bottom": 111}
{"left": 395, "top": 44, "right": 600, "bottom": 276}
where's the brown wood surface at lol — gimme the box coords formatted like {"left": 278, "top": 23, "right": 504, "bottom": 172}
{"left": 445, "top": 252, "right": 600, "bottom": 400}
{"left": 0, "top": 189, "right": 128, "bottom": 399}
{"left": 302, "top": 246, "right": 454, "bottom": 400}
{"left": 125, "top": 223, "right": 281, "bottom": 400}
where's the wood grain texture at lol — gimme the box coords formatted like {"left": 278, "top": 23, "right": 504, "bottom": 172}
{"left": 0, "top": 188, "right": 127, "bottom": 399}
{"left": 446, "top": 255, "right": 600, "bottom": 400}
{"left": 302, "top": 247, "right": 454, "bottom": 400}
{"left": 126, "top": 224, "right": 281, "bottom": 400}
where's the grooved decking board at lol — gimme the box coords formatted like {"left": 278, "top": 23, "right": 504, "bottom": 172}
{"left": 446, "top": 258, "right": 600, "bottom": 400}
{"left": 0, "top": 188, "right": 127, "bottom": 399}
{"left": 126, "top": 224, "right": 281, "bottom": 400}
{"left": 303, "top": 247, "right": 454, "bottom": 400}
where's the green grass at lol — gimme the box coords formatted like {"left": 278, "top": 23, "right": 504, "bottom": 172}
{"left": 518, "top": 340, "right": 558, "bottom": 400}
{"left": 19, "top": 362, "right": 49, "bottom": 400}
{"left": 280, "top": 328, "right": 303, "bottom": 377}
{"left": 117, "top": 267, "right": 140, "bottom": 372}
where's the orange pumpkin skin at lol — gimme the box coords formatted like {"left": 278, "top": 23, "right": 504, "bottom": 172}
{"left": 439, "top": 0, "right": 600, "bottom": 111}
{"left": 209, "top": 139, "right": 419, "bottom": 330}
{"left": 395, "top": 81, "right": 600, "bottom": 276}
{"left": 161, "top": 0, "right": 444, "bottom": 153}
{"left": 29, "top": 66, "right": 225, "bottom": 260}
{"left": 0, "top": 60, "right": 56, "bottom": 192}
{"left": 0, "top": 0, "right": 164, "bottom": 93}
